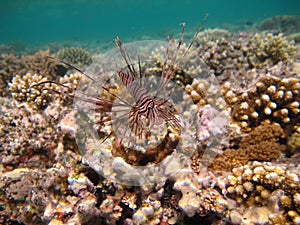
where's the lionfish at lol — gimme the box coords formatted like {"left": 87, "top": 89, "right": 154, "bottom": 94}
{"left": 32, "top": 14, "right": 208, "bottom": 163}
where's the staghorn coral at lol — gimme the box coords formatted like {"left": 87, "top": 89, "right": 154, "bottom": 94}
{"left": 249, "top": 33, "right": 296, "bottom": 65}
{"left": 0, "top": 50, "right": 67, "bottom": 97}
{"left": 209, "top": 122, "right": 286, "bottom": 172}
{"left": 222, "top": 73, "right": 300, "bottom": 133}
{"left": 226, "top": 161, "right": 300, "bottom": 224}
{"left": 57, "top": 47, "right": 93, "bottom": 67}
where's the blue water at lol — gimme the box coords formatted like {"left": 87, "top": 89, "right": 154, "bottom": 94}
{"left": 0, "top": 0, "right": 299, "bottom": 48}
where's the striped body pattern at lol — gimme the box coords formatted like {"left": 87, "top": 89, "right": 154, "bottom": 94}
{"left": 111, "top": 15, "right": 207, "bottom": 143}
{"left": 29, "top": 15, "right": 209, "bottom": 185}
{"left": 117, "top": 69, "right": 164, "bottom": 138}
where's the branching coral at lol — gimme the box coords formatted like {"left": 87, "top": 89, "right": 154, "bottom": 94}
{"left": 226, "top": 161, "right": 300, "bottom": 224}
{"left": 195, "top": 28, "right": 231, "bottom": 45}
{"left": 149, "top": 41, "right": 206, "bottom": 79}
{"left": 249, "top": 33, "right": 296, "bottom": 65}
{"left": 57, "top": 47, "right": 93, "bottom": 67}
{"left": 196, "top": 32, "right": 252, "bottom": 78}
{"left": 9, "top": 72, "right": 84, "bottom": 110}
{"left": 209, "top": 122, "right": 286, "bottom": 172}
{"left": 222, "top": 74, "right": 300, "bottom": 133}
{"left": 9, "top": 73, "right": 53, "bottom": 109}
{"left": 0, "top": 50, "right": 67, "bottom": 97}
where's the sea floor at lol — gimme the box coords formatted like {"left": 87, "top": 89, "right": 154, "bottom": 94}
{"left": 0, "top": 15, "right": 300, "bottom": 225}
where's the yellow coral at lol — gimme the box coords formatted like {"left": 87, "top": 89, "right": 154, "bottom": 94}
{"left": 249, "top": 33, "right": 296, "bottom": 64}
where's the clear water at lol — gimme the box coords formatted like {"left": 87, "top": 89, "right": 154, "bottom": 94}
{"left": 0, "top": 0, "right": 299, "bottom": 48}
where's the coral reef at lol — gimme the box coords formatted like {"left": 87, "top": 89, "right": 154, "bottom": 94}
{"left": 57, "top": 47, "right": 93, "bottom": 67}
{"left": 226, "top": 161, "right": 300, "bottom": 224}
{"left": 222, "top": 73, "right": 300, "bottom": 133}
{"left": 0, "top": 50, "right": 67, "bottom": 97}
{"left": 0, "top": 101, "right": 60, "bottom": 169}
{"left": 1, "top": 18, "right": 300, "bottom": 225}
{"left": 248, "top": 33, "right": 296, "bottom": 65}
{"left": 209, "top": 122, "right": 286, "bottom": 172}
{"left": 9, "top": 72, "right": 84, "bottom": 109}
{"left": 257, "top": 15, "right": 300, "bottom": 34}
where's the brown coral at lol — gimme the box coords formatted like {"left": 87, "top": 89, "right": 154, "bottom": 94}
{"left": 9, "top": 72, "right": 84, "bottom": 110}
{"left": 226, "top": 161, "right": 300, "bottom": 224}
{"left": 222, "top": 74, "right": 300, "bottom": 133}
{"left": 257, "top": 15, "right": 300, "bottom": 34}
{"left": 209, "top": 122, "right": 286, "bottom": 172}
{"left": 57, "top": 47, "right": 93, "bottom": 67}
{"left": 0, "top": 50, "right": 67, "bottom": 97}
{"left": 249, "top": 33, "right": 296, "bottom": 65}
{"left": 0, "top": 102, "right": 59, "bottom": 169}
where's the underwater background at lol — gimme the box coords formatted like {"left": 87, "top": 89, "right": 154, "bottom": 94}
{"left": 1, "top": 0, "right": 300, "bottom": 225}
{"left": 0, "top": 0, "right": 300, "bottom": 49}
